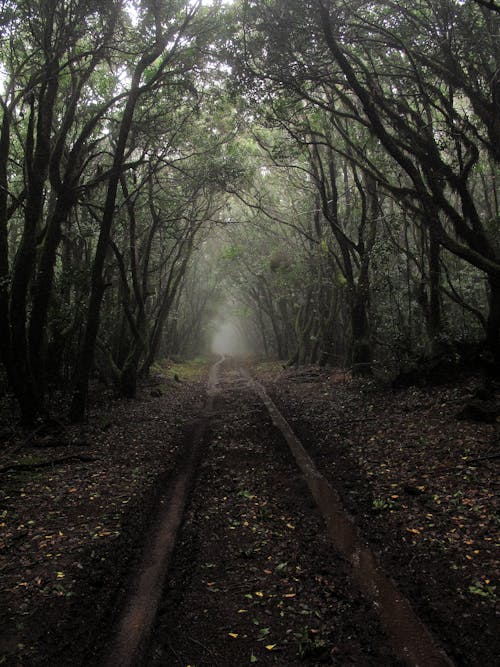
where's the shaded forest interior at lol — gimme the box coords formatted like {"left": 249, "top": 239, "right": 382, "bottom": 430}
{"left": 1, "top": 4, "right": 500, "bottom": 666}
{"left": 0, "top": 0, "right": 499, "bottom": 424}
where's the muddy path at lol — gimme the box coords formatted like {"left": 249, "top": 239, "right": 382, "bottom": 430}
{"left": 2, "top": 359, "right": 493, "bottom": 666}
{"left": 102, "top": 358, "right": 225, "bottom": 667}
{"left": 127, "top": 360, "right": 453, "bottom": 666}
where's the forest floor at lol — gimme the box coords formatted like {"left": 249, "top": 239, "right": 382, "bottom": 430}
{"left": 0, "top": 358, "right": 498, "bottom": 666}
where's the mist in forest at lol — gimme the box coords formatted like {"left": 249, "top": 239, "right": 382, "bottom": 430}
{"left": 211, "top": 320, "right": 250, "bottom": 357}
{"left": 1, "top": 0, "right": 498, "bottom": 420}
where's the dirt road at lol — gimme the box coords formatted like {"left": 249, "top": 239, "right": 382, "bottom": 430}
{"left": 105, "top": 359, "right": 453, "bottom": 666}
{"left": 2, "top": 358, "right": 496, "bottom": 666}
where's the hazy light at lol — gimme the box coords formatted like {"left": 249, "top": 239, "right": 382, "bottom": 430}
{"left": 211, "top": 321, "right": 249, "bottom": 356}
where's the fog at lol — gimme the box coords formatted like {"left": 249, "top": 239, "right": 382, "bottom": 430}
{"left": 211, "top": 321, "right": 250, "bottom": 357}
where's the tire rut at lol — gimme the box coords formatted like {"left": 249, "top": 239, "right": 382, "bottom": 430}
{"left": 242, "top": 369, "right": 454, "bottom": 667}
{"left": 147, "top": 364, "right": 402, "bottom": 666}
{"left": 104, "top": 359, "right": 455, "bottom": 666}
{"left": 101, "top": 358, "right": 225, "bottom": 666}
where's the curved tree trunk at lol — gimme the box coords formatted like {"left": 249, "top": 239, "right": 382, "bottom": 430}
{"left": 9, "top": 62, "right": 59, "bottom": 424}
{"left": 70, "top": 69, "right": 147, "bottom": 421}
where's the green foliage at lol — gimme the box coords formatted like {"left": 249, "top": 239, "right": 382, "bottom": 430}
{"left": 0, "top": 0, "right": 498, "bottom": 417}
{"left": 153, "top": 357, "right": 210, "bottom": 382}
{"left": 468, "top": 581, "right": 497, "bottom": 603}
{"left": 221, "top": 245, "right": 244, "bottom": 261}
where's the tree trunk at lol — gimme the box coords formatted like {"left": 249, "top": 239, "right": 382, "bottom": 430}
{"left": 351, "top": 283, "right": 372, "bottom": 376}
{"left": 350, "top": 172, "right": 377, "bottom": 377}
{"left": 70, "top": 85, "right": 142, "bottom": 422}
{"left": 69, "top": 4, "right": 179, "bottom": 420}
{"left": 9, "top": 65, "right": 59, "bottom": 424}
{"left": 119, "top": 344, "right": 143, "bottom": 398}
{"left": 0, "top": 107, "right": 12, "bottom": 389}
{"left": 141, "top": 246, "right": 192, "bottom": 376}
{"left": 28, "top": 195, "right": 74, "bottom": 390}
{"left": 486, "top": 276, "right": 500, "bottom": 374}
{"left": 427, "top": 225, "right": 442, "bottom": 350}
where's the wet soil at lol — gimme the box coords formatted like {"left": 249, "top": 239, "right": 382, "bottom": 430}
{"left": 148, "top": 368, "right": 402, "bottom": 666}
{"left": 263, "top": 365, "right": 499, "bottom": 667}
{"left": 0, "top": 360, "right": 498, "bottom": 666}
{"left": 0, "top": 377, "right": 205, "bottom": 666}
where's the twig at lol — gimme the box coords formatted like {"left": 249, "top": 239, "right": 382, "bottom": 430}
{"left": 30, "top": 439, "right": 90, "bottom": 449}
{"left": 0, "top": 557, "right": 46, "bottom": 575}
{"left": 329, "top": 416, "right": 379, "bottom": 426}
{"left": 0, "top": 455, "right": 98, "bottom": 475}
{"left": 435, "top": 452, "right": 500, "bottom": 473}
{"left": 1, "top": 419, "right": 67, "bottom": 462}
{"left": 1, "top": 424, "right": 48, "bottom": 462}
{"left": 164, "top": 637, "right": 184, "bottom": 667}
{"left": 465, "top": 452, "right": 500, "bottom": 465}
{"left": 186, "top": 634, "right": 221, "bottom": 661}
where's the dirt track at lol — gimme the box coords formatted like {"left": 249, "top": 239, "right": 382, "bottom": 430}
{"left": 3, "top": 359, "right": 495, "bottom": 666}
{"left": 104, "top": 359, "right": 454, "bottom": 666}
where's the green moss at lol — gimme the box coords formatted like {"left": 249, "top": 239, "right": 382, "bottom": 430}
{"left": 154, "top": 357, "right": 210, "bottom": 382}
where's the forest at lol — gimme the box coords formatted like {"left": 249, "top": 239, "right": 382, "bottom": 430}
{"left": 0, "top": 0, "right": 498, "bottom": 424}
{"left": 0, "top": 1, "right": 499, "bottom": 666}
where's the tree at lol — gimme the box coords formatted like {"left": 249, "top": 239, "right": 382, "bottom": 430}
{"left": 232, "top": 0, "right": 500, "bottom": 370}
{"left": 0, "top": 0, "right": 124, "bottom": 423}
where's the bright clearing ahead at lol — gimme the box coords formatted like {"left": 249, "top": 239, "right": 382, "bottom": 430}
{"left": 211, "top": 321, "right": 249, "bottom": 356}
